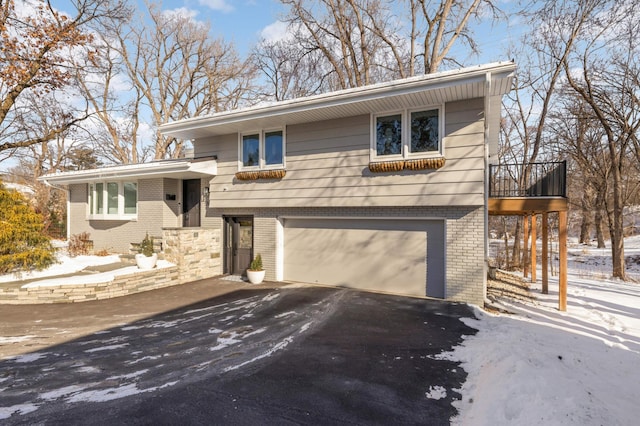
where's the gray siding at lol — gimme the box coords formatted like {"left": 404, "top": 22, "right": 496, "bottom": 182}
{"left": 68, "top": 178, "right": 179, "bottom": 253}
{"left": 195, "top": 98, "right": 486, "bottom": 209}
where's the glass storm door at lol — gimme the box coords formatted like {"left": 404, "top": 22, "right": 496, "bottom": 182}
{"left": 182, "top": 179, "right": 201, "bottom": 227}
{"left": 225, "top": 217, "right": 253, "bottom": 275}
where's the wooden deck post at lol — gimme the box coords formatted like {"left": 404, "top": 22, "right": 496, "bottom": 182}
{"left": 523, "top": 214, "right": 529, "bottom": 278}
{"left": 531, "top": 214, "right": 537, "bottom": 282}
{"left": 559, "top": 211, "right": 568, "bottom": 311}
{"left": 542, "top": 213, "right": 549, "bottom": 294}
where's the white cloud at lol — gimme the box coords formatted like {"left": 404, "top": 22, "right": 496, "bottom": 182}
{"left": 197, "top": 0, "right": 234, "bottom": 13}
{"left": 161, "top": 7, "right": 200, "bottom": 21}
{"left": 260, "top": 20, "right": 292, "bottom": 43}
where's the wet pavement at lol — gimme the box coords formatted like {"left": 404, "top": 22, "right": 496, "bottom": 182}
{"left": 0, "top": 280, "right": 477, "bottom": 425}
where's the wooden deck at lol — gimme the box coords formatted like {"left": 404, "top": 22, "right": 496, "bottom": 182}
{"left": 488, "top": 196, "right": 568, "bottom": 311}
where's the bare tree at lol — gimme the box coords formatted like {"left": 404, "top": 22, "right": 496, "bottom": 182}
{"left": 105, "top": 4, "right": 254, "bottom": 160}
{"left": 408, "top": 0, "right": 499, "bottom": 73}
{"left": 73, "top": 38, "right": 147, "bottom": 165}
{"left": 7, "top": 93, "right": 102, "bottom": 237}
{"left": 257, "top": 0, "right": 498, "bottom": 96}
{"left": 0, "top": 0, "right": 127, "bottom": 157}
{"left": 497, "top": 0, "right": 612, "bottom": 271}
{"left": 549, "top": 91, "right": 609, "bottom": 248}
{"left": 252, "top": 39, "right": 331, "bottom": 101}
{"left": 560, "top": 1, "right": 640, "bottom": 279}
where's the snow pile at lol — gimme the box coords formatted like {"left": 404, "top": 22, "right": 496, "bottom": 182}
{"left": 450, "top": 239, "right": 640, "bottom": 425}
{"left": 0, "top": 253, "right": 121, "bottom": 283}
{"left": 0, "top": 241, "right": 175, "bottom": 288}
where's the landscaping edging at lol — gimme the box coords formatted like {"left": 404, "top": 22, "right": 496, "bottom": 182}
{"left": 0, "top": 266, "right": 180, "bottom": 304}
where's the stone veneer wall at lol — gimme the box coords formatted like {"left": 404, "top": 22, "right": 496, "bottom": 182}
{"left": 0, "top": 266, "right": 179, "bottom": 304}
{"left": 163, "top": 227, "right": 222, "bottom": 283}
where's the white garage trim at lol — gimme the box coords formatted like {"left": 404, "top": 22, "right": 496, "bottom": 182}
{"left": 275, "top": 217, "right": 284, "bottom": 281}
{"left": 278, "top": 216, "right": 446, "bottom": 221}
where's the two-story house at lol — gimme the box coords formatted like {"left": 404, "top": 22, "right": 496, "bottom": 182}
{"left": 41, "top": 62, "right": 517, "bottom": 306}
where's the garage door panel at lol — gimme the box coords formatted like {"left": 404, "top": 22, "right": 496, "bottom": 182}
{"left": 284, "top": 219, "right": 444, "bottom": 297}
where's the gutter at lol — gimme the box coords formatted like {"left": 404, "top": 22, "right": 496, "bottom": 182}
{"left": 42, "top": 179, "right": 71, "bottom": 241}
{"left": 483, "top": 71, "right": 492, "bottom": 301}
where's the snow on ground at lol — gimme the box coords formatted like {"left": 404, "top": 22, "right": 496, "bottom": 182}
{"left": 0, "top": 253, "right": 121, "bottom": 284}
{"left": 0, "top": 240, "right": 174, "bottom": 287}
{"left": 18, "top": 260, "right": 175, "bottom": 288}
{"left": 451, "top": 236, "right": 640, "bottom": 425}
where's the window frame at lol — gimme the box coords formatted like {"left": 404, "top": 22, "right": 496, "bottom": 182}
{"left": 87, "top": 180, "right": 138, "bottom": 220}
{"left": 370, "top": 105, "right": 444, "bottom": 161}
{"left": 372, "top": 111, "right": 404, "bottom": 160}
{"left": 238, "top": 128, "right": 286, "bottom": 171}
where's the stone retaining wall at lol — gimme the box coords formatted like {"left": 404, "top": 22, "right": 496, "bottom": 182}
{"left": 0, "top": 266, "right": 179, "bottom": 304}
{"left": 163, "top": 228, "right": 222, "bottom": 283}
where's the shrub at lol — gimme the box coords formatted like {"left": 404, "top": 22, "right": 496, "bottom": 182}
{"left": 68, "top": 232, "right": 92, "bottom": 257}
{"left": 249, "top": 253, "right": 263, "bottom": 271}
{"left": 0, "top": 180, "right": 56, "bottom": 273}
{"left": 139, "top": 234, "right": 155, "bottom": 257}
{"left": 95, "top": 249, "right": 110, "bottom": 257}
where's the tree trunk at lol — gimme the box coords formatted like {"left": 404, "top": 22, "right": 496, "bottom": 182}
{"left": 611, "top": 166, "right": 626, "bottom": 279}
{"left": 579, "top": 191, "right": 593, "bottom": 244}
{"left": 595, "top": 205, "right": 605, "bottom": 249}
{"left": 511, "top": 217, "right": 522, "bottom": 269}
{"left": 502, "top": 217, "right": 510, "bottom": 269}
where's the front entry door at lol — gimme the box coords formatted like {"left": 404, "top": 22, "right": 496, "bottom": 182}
{"left": 183, "top": 179, "right": 201, "bottom": 227}
{"left": 225, "top": 217, "right": 253, "bottom": 275}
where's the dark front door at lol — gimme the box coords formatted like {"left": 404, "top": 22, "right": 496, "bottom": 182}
{"left": 224, "top": 217, "right": 253, "bottom": 275}
{"left": 183, "top": 179, "right": 201, "bottom": 227}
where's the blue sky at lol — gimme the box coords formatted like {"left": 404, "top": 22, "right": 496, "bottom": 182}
{"left": 51, "top": 0, "right": 523, "bottom": 66}
{"left": 159, "top": 0, "right": 287, "bottom": 54}
{"left": 162, "top": 0, "right": 521, "bottom": 63}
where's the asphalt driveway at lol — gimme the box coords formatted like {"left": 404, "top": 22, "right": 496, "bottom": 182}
{"left": 0, "top": 280, "right": 477, "bottom": 425}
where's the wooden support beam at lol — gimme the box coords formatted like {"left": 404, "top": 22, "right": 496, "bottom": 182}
{"left": 531, "top": 214, "right": 537, "bottom": 283}
{"left": 523, "top": 215, "right": 529, "bottom": 278}
{"left": 488, "top": 197, "right": 568, "bottom": 215}
{"left": 559, "top": 211, "right": 568, "bottom": 311}
{"left": 542, "top": 213, "right": 549, "bottom": 294}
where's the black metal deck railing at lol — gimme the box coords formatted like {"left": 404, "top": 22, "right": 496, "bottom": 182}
{"left": 489, "top": 161, "right": 566, "bottom": 198}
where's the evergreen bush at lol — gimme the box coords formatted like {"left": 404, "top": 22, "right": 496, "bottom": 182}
{"left": 139, "top": 234, "right": 155, "bottom": 257}
{"left": 249, "top": 253, "right": 263, "bottom": 271}
{"left": 0, "top": 180, "right": 56, "bottom": 273}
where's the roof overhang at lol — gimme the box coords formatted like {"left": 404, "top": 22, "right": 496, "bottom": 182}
{"left": 38, "top": 157, "right": 217, "bottom": 185}
{"left": 160, "top": 62, "right": 516, "bottom": 140}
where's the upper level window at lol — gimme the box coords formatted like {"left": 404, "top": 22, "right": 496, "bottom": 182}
{"left": 376, "top": 114, "right": 402, "bottom": 156}
{"left": 372, "top": 107, "right": 443, "bottom": 160}
{"left": 239, "top": 129, "right": 285, "bottom": 170}
{"left": 88, "top": 181, "right": 137, "bottom": 220}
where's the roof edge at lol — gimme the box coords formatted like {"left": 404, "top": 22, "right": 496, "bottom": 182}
{"left": 38, "top": 157, "right": 217, "bottom": 184}
{"left": 160, "top": 61, "right": 516, "bottom": 137}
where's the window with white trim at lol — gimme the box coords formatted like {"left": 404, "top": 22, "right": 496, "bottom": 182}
{"left": 371, "top": 106, "right": 443, "bottom": 160}
{"left": 88, "top": 181, "right": 137, "bottom": 220}
{"left": 239, "top": 129, "right": 285, "bottom": 170}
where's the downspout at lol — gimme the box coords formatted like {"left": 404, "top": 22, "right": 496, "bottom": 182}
{"left": 483, "top": 72, "right": 492, "bottom": 301}
{"left": 42, "top": 179, "right": 70, "bottom": 241}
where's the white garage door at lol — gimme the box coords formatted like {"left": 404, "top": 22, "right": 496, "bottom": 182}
{"left": 283, "top": 218, "right": 445, "bottom": 298}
